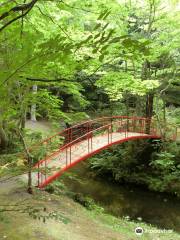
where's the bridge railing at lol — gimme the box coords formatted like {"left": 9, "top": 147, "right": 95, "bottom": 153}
{"left": 35, "top": 122, "right": 114, "bottom": 187}
{"left": 20, "top": 116, "right": 177, "bottom": 168}
{"left": 28, "top": 116, "right": 162, "bottom": 166}
{"left": 34, "top": 117, "right": 164, "bottom": 187}
{"left": 15, "top": 116, "right": 177, "bottom": 187}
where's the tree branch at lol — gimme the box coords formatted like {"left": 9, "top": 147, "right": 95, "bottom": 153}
{"left": 0, "top": 51, "right": 54, "bottom": 86}
{"left": 0, "top": 0, "right": 38, "bottom": 32}
{"left": 25, "top": 77, "right": 72, "bottom": 82}
{"left": 0, "top": 0, "right": 38, "bottom": 21}
{"left": 36, "top": 5, "right": 72, "bottom": 40}
{"left": 0, "top": 0, "right": 16, "bottom": 8}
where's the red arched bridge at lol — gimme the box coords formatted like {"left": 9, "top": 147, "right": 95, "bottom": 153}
{"left": 29, "top": 116, "right": 177, "bottom": 188}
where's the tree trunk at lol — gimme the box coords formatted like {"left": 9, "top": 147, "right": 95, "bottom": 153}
{"left": 19, "top": 108, "right": 27, "bottom": 130}
{"left": 18, "top": 130, "right": 33, "bottom": 194}
{"left": 145, "top": 93, "right": 154, "bottom": 133}
{"left": 0, "top": 126, "right": 8, "bottom": 149}
{"left": 162, "top": 96, "right": 166, "bottom": 138}
{"left": 141, "top": 60, "right": 154, "bottom": 133}
{"left": 125, "top": 92, "right": 129, "bottom": 131}
{"left": 21, "top": 110, "right": 26, "bottom": 129}
{"left": 30, "top": 85, "right": 37, "bottom": 121}
{"left": 27, "top": 156, "right": 33, "bottom": 194}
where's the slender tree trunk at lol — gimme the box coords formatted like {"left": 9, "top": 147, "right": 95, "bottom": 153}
{"left": 0, "top": 125, "right": 8, "bottom": 149}
{"left": 162, "top": 97, "right": 166, "bottom": 123}
{"left": 0, "top": 111, "right": 8, "bottom": 149}
{"left": 141, "top": 1, "right": 157, "bottom": 133}
{"left": 31, "top": 85, "right": 37, "bottom": 121}
{"left": 162, "top": 95, "right": 166, "bottom": 138}
{"left": 141, "top": 60, "right": 154, "bottom": 133}
{"left": 125, "top": 92, "right": 130, "bottom": 131}
{"left": 18, "top": 130, "right": 33, "bottom": 194}
{"left": 19, "top": 107, "right": 27, "bottom": 130}
{"left": 145, "top": 93, "right": 154, "bottom": 133}
{"left": 21, "top": 110, "right": 26, "bottom": 129}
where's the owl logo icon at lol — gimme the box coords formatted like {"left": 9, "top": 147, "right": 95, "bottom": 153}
{"left": 135, "top": 227, "right": 144, "bottom": 235}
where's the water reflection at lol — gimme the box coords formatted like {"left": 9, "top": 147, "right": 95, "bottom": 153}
{"left": 62, "top": 162, "right": 180, "bottom": 232}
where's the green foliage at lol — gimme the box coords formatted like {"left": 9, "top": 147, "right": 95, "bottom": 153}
{"left": 88, "top": 141, "right": 180, "bottom": 196}
{"left": 0, "top": 153, "right": 27, "bottom": 178}
{"left": 73, "top": 193, "right": 104, "bottom": 212}
{"left": 96, "top": 72, "right": 159, "bottom": 101}
{"left": 150, "top": 152, "right": 176, "bottom": 172}
{"left": 45, "top": 181, "right": 67, "bottom": 195}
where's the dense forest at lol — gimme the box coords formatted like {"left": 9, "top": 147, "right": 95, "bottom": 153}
{"left": 0, "top": 0, "right": 180, "bottom": 239}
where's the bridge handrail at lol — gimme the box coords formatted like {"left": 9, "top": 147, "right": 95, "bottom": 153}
{"left": 22, "top": 116, "right": 177, "bottom": 166}
{"left": 29, "top": 116, "right": 151, "bottom": 151}
{"left": 60, "top": 122, "right": 112, "bottom": 150}
{"left": 34, "top": 118, "right": 159, "bottom": 167}
{"left": 60, "top": 118, "right": 157, "bottom": 150}
{"left": 30, "top": 116, "right": 178, "bottom": 188}
{"left": 34, "top": 122, "right": 112, "bottom": 166}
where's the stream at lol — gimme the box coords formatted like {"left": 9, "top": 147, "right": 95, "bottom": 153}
{"left": 62, "top": 161, "right": 180, "bottom": 233}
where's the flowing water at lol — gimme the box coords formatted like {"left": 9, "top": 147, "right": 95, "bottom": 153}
{"left": 62, "top": 161, "right": 180, "bottom": 233}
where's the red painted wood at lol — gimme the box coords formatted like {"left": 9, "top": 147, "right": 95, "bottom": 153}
{"left": 38, "top": 135, "right": 160, "bottom": 188}
{"left": 30, "top": 116, "right": 176, "bottom": 188}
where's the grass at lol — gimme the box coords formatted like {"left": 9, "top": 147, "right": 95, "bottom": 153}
{"left": 0, "top": 174, "right": 180, "bottom": 240}
{"left": 86, "top": 207, "right": 180, "bottom": 240}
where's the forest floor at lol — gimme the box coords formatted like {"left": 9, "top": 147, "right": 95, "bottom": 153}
{"left": 25, "top": 120, "right": 60, "bottom": 137}
{"left": 0, "top": 177, "right": 180, "bottom": 240}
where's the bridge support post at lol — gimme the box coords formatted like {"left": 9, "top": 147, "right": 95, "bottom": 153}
{"left": 88, "top": 134, "right": 90, "bottom": 153}
{"left": 44, "top": 158, "right": 47, "bottom": 181}
{"left": 87, "top": 132, "right": 93, "bottom": 153}
{"left": 91, "top": 134, "right": 93, "bottom": 151}
{"left": 70, "top": 146, "right": 72, "bottom": 164}
{"left": 40, "top": 162, "right": 43, "bottom": 187}
{"left": 145, "top": 118, "right": 152, "bottom": 134}
{"left": 66, "top": 147, "right": 68, "bottom": 166}
{"left": 108, "top": 127, "right": 110, "bottom": 144}
{"left": 37, "top": 162, "right": 40, "bottom": 187}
